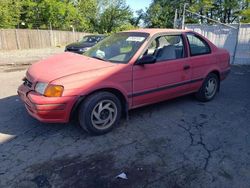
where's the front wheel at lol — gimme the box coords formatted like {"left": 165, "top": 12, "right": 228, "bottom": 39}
{"left": 195, "top": 73, "right": 219, "bottom": 102}
{"left": 78, "top": 92, "right": 121, "bottom": 135}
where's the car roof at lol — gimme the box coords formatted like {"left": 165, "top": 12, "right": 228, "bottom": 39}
{"left": 123, "top": 28, "right": 191, "bottom": 35}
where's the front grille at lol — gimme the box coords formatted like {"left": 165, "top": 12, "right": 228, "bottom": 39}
{"left": 23, "top": 78, "right": 32, "bottom": 88}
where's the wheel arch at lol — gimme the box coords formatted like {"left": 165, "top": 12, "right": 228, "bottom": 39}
{"left": 70, "top": 87, "right": 129, "bottom": 121}
{"left": 209, "top": 70, "right": 220, "bottom": 80}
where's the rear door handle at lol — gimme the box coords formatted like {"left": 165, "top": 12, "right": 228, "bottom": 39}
{"left": 183, "top": 65, "right": 190, "bottom": 70}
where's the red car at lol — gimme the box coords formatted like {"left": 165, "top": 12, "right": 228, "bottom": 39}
{"left": 18, "top": 29, "right": 230, "bottom": 135}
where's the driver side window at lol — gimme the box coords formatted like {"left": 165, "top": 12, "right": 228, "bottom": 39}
{"left": 142, "top": 35, "right": 185, "bottom": 62}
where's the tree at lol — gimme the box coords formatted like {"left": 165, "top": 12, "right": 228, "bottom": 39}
{"left": 240, "top": 0, "right": 250, "bottom": 23}
{"left": 189, "top": 0, "right": 214, "bottom": 23}
{"left": 94, "top": 0, "right": 133, "bottom": 33}
{"left": 0, "top": 0, "right": 249, "bottom": 31}
{"left": 144, "top": 0, "right": 250, "bottom": 28}
{"left": 19, "top": 0, "right": 79, "bottom": 30}
{"left": 189, "top": 0, "right": 248, "bottom": 24}
{"left": 19, "top": 0, "right": 38, "bottom": 28}
{"left": 76, "top": 0, "right": 98, "bottom": 32}
{"left": 144, "top": 0, "right": 187, "bottom": 28}
{"left": 0, "top": 0, "right": 21, "bottom": 28}
{"left": 130, "top": 9, "right": 145, "bottom": 27}
{"left": 241, "top": 8, "right": 250, "bottom": 23}
{"left": 221, "top": 0, "right": 240, "bottom": 23}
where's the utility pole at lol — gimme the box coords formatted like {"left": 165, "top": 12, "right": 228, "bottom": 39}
{"left": 182, "top": 3, "right": 188, "bottom": 29}
{"left": 173, "top": 9, "right": 178, "bottom": 29}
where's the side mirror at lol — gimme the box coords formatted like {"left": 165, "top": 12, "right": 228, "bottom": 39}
{"left": 136, "top": 55, "right": 156, "bottom": 65}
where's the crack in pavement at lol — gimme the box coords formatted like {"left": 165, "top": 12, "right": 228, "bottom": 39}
{"left": 174, "top": 118, "right": 221, "bottom": 171}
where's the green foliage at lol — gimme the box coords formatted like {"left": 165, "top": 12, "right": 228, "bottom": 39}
{"left": 240, "top": 0, "right": 250, "bottom": 23}
{"left": 144, "top": 0, "right": 250, "bottom": 28}
{"left": 114, "top": 23, "right": 139, "bottom": 33}
{"left": 0, "top": 0, "right": 21, "bottom": 28}
{"left": 20, "top": 0, "right": 79, "bottom": 29}
{"left": 77, "top": 0, "right": 98, "bottom": 32}
{"left": 129, "top": 9, "right": 145, "bottom": 27}
{"left": 96, "top": 0, "right": 133, "bottom": 33}
{"left": 241, "top": 8, "right": 250, "bottom": 22}
{"left": 0, "top": 0, "right": 134, "bottom": 33}
{"left": 0, "top": 0, "right": 249, "bottom": 32}
{"left": 144, "top": 0, "right": 186, "bottom": 28}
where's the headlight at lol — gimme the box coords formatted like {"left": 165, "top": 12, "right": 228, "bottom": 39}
{"left": 35, "top": 82, "right": 48, "bottom": 95}
{"left": 35, "top": 82, "right": 64, "bottom": 97}
{"left": 80, "top": 47, "right": 91, "bottom": 52}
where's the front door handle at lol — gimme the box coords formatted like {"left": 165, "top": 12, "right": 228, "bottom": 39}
{"left": 183, "top": 64, "right": 190, "bottom": 70}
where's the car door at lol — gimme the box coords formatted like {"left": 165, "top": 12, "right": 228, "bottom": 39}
{"left": 185, "top": 33, "right": 217, "bottom": 91}
{"left": 132, "top": 34, "right": 192, "bottom": 107}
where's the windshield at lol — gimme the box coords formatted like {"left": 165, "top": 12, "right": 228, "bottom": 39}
{"left": 80, "top": 36, "right": 104, "bottom": 43}
{"left": 84, "top": 32, "right": 149, "bottom": 64}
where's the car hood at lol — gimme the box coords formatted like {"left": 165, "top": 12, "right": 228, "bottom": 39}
{"left": 66, "top": 42, "right": 94, "bottom": 48}
{"left": 27, "top": 52, "right": 115, "bottom": 83}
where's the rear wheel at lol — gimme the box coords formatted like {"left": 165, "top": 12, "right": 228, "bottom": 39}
{"left": 79, "top": 92, "right": 121, "bottom": 135}
{"left": 195, "top": 73, "right": 219, "bottom": 102}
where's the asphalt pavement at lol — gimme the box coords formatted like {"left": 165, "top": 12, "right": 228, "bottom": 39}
{"left": 0, "top": 65, "right": 250, "bottom": 188}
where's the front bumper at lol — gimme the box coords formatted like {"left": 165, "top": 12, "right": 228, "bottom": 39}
{"left": 17, "top": 84, "right": 77, "bottom": 123}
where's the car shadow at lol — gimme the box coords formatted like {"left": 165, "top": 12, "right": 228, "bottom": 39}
{"left": 0, "top": 95, "right": 87, "bottom": 144}
{"left": 129, "top": 94, "right": 198, "bottom": 116}
{"left": 0, "top": 93, "right": 200, "bottom": 144}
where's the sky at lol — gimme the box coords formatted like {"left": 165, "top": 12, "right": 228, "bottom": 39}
{"left": 126, "top": 0, "right": 152, "bottom": 13}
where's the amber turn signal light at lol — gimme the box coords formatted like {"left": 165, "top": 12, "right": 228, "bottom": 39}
{"left": 44, "top": 85, "right": 64, "bottom": 97}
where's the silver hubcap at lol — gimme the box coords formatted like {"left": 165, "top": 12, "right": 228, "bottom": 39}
{"left": 91, "top": 100, "right": 117, "bottom": 130}
{"left": 205, "top": 78, "right": 217, "bottom": 98}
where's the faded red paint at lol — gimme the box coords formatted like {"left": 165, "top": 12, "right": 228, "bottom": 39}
{"left": 18, "top": 29, "right": 230, "bottom": 123}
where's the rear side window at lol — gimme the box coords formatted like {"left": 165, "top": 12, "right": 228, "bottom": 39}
{"left": 187, "top": 34, "right": 211, "bottom": 56}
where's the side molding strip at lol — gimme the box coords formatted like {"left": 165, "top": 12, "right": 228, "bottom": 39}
{"left": 128, "top": 78, "right": 204, "bottom": 98}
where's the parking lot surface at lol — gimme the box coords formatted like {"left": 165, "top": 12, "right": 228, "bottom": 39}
{"left": 0, "top": 65, "right": 250, "bottom": 188}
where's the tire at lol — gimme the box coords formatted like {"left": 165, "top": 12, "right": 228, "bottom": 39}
{"left": 195, "top": 73, "right": 219, "bottom": 102}
{"left": 78, "top": 91, "right": 122, "bottom": 135}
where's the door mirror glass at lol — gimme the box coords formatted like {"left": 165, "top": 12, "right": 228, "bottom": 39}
{"left": 136, "top": 55, "right": 156, "bottom": 65}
